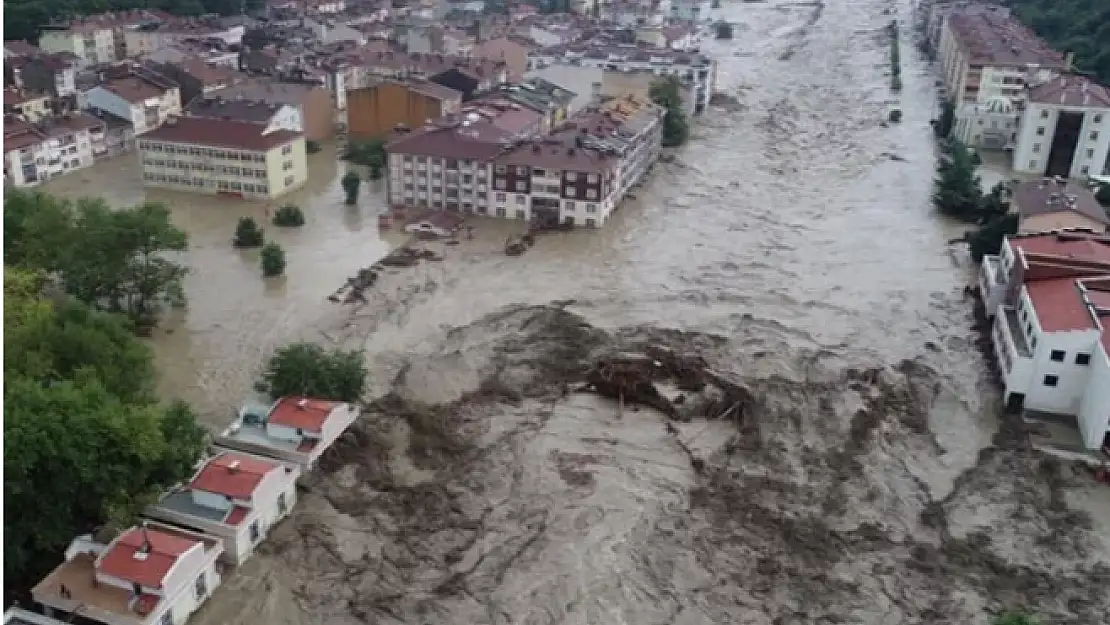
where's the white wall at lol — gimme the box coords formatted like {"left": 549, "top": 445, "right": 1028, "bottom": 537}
{"left": 265, "top": 105, "right": 304, "bottom": 134}
{"left": 1014, "top": 102, "right": 1110, "bottom": 177}
{"left": 1077, "top": 345, "right": 1110, "bottom": 449}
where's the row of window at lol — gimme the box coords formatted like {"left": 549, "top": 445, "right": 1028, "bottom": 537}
{"left": 492, "top": 178, "right": 600, "bottom": 199}
{"left": 1031, "top": 144, "right": 1100, "bottom": 161}
{"left": 142, "top": 172, "right": 270, "bottom": 194}
{"left": 1035, "top": 126, "right": 1100, "bottom": 142}
{"left": 143, "top": 159, "right": 269, "bottom": 178}
{"left": 1040, "top": 109, "right": 1104, "bottom": 124}
{"left": 140, "top": 141, "right": 269, "bottom": 162}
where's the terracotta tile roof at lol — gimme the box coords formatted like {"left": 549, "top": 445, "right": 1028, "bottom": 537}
{"left": 4, "top": 87, "right": 47, "bottom": 107}
{"left": 296, "top": 438, "right": 319, "bottom": 453}
{"left": 224, "top": 506, "right": 250, "bottom": 526}
{"left": 387, "top": 121, "right": 512, "bottom": 160}
{"left": 268, "top": 397, "right": 342, "bottom": 432}
{"left": 142, "top": 116, "right": 302, "bottom": 151}
{"left": 177, "top": 57, "right": 244, "bottom": 88}
{"left": 946, "top": 9, "right": 1064, "bottom": 69}
{"left": 1026, "top": 278, "right": 1095, "bottom": 332}
{"left": 186, "top": 95, "right": 283, "bottom": 123}
{"left": 97, "top": 527, "right": 199, "bottom": 588}
{"left": 100, "top": 76, "right": 173, "bottom": 104}
{"left": 190, "top": 452, "right": 278, "bottom": 500}
{"left": 1010, "top": 231, "right": 1110, "bottom": 263}
{"left": 1029, "top": 74, "right": 1110, "bottom": 108}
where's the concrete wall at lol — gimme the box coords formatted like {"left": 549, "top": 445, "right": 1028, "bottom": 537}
{"left": 1077, "top": 345, "right": 1110, "bottom": 449}
{"left": 347, "top": 83, "right": 455, "bottom": 140}
{"left": 1014, "top": 103, "right": 1110, "bottom": 178}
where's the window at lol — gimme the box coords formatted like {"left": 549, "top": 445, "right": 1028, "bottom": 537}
{"left": 565, "top": 172, "right": 577, "bottom": 182}
{"left": 532, "top": 168, "right": 546, "bottom": 176}
{"left": 586, "top": 203, "right": 597, "bottom": 213}
{"left": 1036, "top": 126, "right": 1045, "bottom": 136}
{"left": 1032, "top": 143, "right": 1041, "bottom": 153}
{"left": 495, "top": 165, "right": 507, "bottom": 173}
{"left": 1095, "top": 114, "right": 1104, "bottom": 124}
{"left": 496, "top": 207, "right": 507, "bottom": 217}
{"left": 495, "top": 179, "right": 506, "bottom": 190}
{"left": 586, "top": 218, "right": 597, "bottom": 228}
{"left": 250, "top": 520, "right": 261, "bottom": 542}
{"left": 1043, "top": 374, "right": 1059, "bottom": 387}
{"left": 586, "top": 189, "right": 598, "bottom": 200}
{"left": 1091, "top": 131, "right": 1100, "bottom": 141}
{"left": 281, "top": 145, "right": 292, "bottom": 155}
{"left": 1029, "top": 160, "right": 1037, "bottom": 169}
{"left": 516, "top": 166, "right": 527, "bottom": 175}
{"left": 515, "top": 210, "right": 526, "bottom": 219}
{"left": 446, "top": 159, "right": 459, "bottom": 169}
{"left": 515, "top": 181, "right": 526, "bottom": 191}
{"left": 283, "top": 160, "right": 293, "bottom": 171}
{"left": 1050, "top": 350, "right": 1065, "bottom": 362}
{"left": 1081, "top": 166, "right": 1090, "bottom": 175}
{"left": 586, "top": 173, "right": 598, "bottom": 183}
{"left": 516, "top": 195, "right": 526, "bottom": 205}
{"left": 1040, "top": 109, "right": 1049, "bottom": 118}
{"left": 195, "top": 574, "right": 207, "bottom": 599}
{"left": 564, "top": 186, "right": 575, "bottom": 196}
{"left": 1076, "top": 353, "right": 1091, "bottom": 366}
{"left": 284, "top": 175, "right": 295, "bottom": 187}
{"left": 160, "top": 610, "right": 173, "bottom": 625}
{"left": 565, "top": 201, "right": 575, "bottom": 211}
{"left": 495, "top": 192, "right": 506, "bottom": 202}
{"left": 1088, "top": 149, "right": 1096, "bottom": 159}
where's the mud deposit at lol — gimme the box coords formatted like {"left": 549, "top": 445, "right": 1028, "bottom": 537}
{"left": 200, "top": 306, "right": 1108, "bottom": 625}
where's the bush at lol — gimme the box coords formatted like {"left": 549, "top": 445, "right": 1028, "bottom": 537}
{"left": 272, "top": 204, "right": 306, "bottom": 227}
{"left": 260, "top": 243, "right": 286, "bottom": 277}
{"left": 1097, "top": 184, "right": 1110, "bottom": 208}
{"left": 233, "top": 216, "right": 264, "bottom": 248}
{"left": 306, "top": 140, "right": 321, "bottom": 154}
{"left": 888, "top": 109, "right": 903, "bottom": 123}
{"left": 257, "top": 342, "right": 367, "bottom": 402}
{"left": 342, "top": 171, "right": 361, "bottom": 205}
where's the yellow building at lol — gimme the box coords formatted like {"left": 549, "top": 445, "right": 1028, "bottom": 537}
{"left": 136, "top": 116, "right": 307, "bottom": 200}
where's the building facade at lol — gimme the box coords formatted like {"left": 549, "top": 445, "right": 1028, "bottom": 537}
{"left": 346, "top": 80, "right": 462, "bottom": 140}
{"left": 1013, "top": 75, "right": 1110, "bottom": 178}
{"left": 137, "top": 116, "right": 307, "bottom": 199}
{"left": 3, "top": 114, "right": 103, "bottom": 187}
{"left": 83, "top": 70, "right": 181, "bottom": 136}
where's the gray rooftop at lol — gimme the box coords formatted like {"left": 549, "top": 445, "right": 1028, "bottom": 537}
{"left": 155, "top": 489, "right": 230, "bottom": 524}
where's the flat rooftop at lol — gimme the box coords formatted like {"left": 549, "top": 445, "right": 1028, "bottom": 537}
{"left": 155, "top": 490, "right": 242, "bottom": 525}
{"left": 221, "top": 421, "right": 319, "bottom": 454}
{"left": 34, "top": 553, "right": 144, "bottom": 624}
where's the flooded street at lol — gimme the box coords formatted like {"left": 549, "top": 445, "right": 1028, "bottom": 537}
{"left": 45, "top": 0, "right": 1110, "bottom": 623}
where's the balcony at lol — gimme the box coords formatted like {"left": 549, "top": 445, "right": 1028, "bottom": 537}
{"left": 1002, "top": 306, "right": 1032, "bottom": 359}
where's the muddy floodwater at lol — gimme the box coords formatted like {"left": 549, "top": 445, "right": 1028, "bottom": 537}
{"left": 43, "top": 0, "right": 1110, "bottom": 623}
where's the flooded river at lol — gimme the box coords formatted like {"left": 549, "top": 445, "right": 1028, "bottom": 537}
{"left": 43, "top": 0, "right": 1110, "bottom": 623}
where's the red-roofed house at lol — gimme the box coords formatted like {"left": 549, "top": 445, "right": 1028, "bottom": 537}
{"left": 984, "top": 230, "right": 1110, "bottom": 451}
{"left": 33, "top": 522, "right": 223, "bottom": 625}
{"left": 146, "top": 452, "right": 300, "bottom": 565}
{"left": 215, "top": 397, "right": 359, "bottom": 469}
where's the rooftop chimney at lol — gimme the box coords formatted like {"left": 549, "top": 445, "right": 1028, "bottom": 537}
{"left": 228, "top": 460, "right": 241, "bottom": 474}
{"left": 136, "top": 521, "right": 152, "bottom": 559}
{"left": 297, "top": 398, "right": 309, "bottom": 409}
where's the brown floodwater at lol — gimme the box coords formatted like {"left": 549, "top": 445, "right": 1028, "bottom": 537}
{"left": 40, "top": 1, "right": 1110, "bottom": 623}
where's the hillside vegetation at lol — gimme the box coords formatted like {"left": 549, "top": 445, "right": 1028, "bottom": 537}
{"left": 1007, "top": 0, "right": 1110, "bottom": 85}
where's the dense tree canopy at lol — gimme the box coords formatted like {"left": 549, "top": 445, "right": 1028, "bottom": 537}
{"left": 5, "top": 0, "right": 266, "bottom": 44}
{"left": 649, "top": 75, "right": 691, "bottom": 148}
{"left": 3, "top": 268, "right": 206, "bottom": 601}
{"left": 257, "top": 342, "right": 368, "bottom": 402}
{"left": 1007, "top": 0, "right": 1110, "bottom": 86}
{"left": 5, "top": 190, "right": 188, "bottom": 328}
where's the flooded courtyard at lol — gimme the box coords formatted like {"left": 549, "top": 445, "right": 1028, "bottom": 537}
{"left": 42, "top": 0, "right": 1110, "bottom": 623}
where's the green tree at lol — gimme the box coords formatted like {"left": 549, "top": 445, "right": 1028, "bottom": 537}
{"left": 344, "top": 139, "right": 387, "bottom": 169}
{"left": 4, "top": 192, "right": 188, "bottom": 327}
{"left": 257, "top": 342, "right": 368, "bottom": 402}
{"left": 932, "top": 141, "right": 985, "bottom": 222}
{"left": 3, "top": 269, "right": 206, "bottom": 599}
{"left": 969, "top": 213, "right": 1019, "bottom": 262}
{"left": 234, "top": 216, "right": 265, "bottom": 247}
{"left": 260, "top": 243, "right": 287, "bottom": 277}
{"left": 342, "top": 170, "right": 362, "bottom": 205}
{"left": 935, "top": 100, "right": 956, "bottom": 138}
{"left": 272, "top": 204, "right": 306, "bottom": 227}
{"left": 649, "top": 75, "right": 691, "bottom": 148}
{"left": 1096, "top": 184, "right": 1110, "bottom": 208}
{"left": 993, "top": 611, "right": 1040, "bottom": 625}
{"left": 1008, "top": 0, "right": 1110, "bottom": 85}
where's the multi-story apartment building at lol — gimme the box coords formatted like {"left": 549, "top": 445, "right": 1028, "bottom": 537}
{"left": 528, "top": 44, "right": 716, "bottom": 115}
{"left": 1013, "top": 74, "right": 1110, "bottom": 178}
{"left": 185, "top": 96, "right": 302, "bottom": 134}
{"left": 38, "top": 10, "right": 173, "bottom": 66}
{"left": 6, "top": 52, "right": 80, "bottom": 99}
{"left": 207, "top": 80, "right": 334, "bottom": 142}
{"left": 123, "top": 19, "right": 245, "bottom": 59}
{"left": 137, "top": 116, "right": 307, "bottom": 200}
{"left": 938, "top": 7, "right": 1066, "bottom": 150}
{"left": 386, "top": 93, "right": 662, "bottom": 227}
{"left": 83, "top": 67, "right": 181, "bottom": 136}
{"left": 4, "top": 88, "right": 53, "bottom": 122}
{"left": 980, "top": 230, "right": 1110, "bottom": 451}
{"left": 3, "top": 114, "right": 104, "bottom": 187}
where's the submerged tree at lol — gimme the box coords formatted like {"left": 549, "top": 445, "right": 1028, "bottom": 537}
{"left": 932, "top": 141, "right": 985, "bottom": 222}
{"left": 1096, "top": 184, "right": 1110, "bottom": 208}
{"left": 257, "top": 342, "right": 368, "bottom": 402}
{"left": 233, "top": 216, "right": 265, "bottom": 248}
{"left": 934, "top": 99, "right": 956, "bottom": 138}
{"left": 4, "top": 191, "right": 188, "bottom": 328}
{"left": 342, "top": 170, "right": 362, "bottom": 205}
{"left": 649, "top": 75, "right": 691, "bottom": 147}
{"left": 4, "top": 268, "right": 206, "bottom": 597}
{"left": 993, "top": 611, "right": 1041, "bottom": 625}
{"left": 260, "top": 243, "right": 287, "bottom": 277}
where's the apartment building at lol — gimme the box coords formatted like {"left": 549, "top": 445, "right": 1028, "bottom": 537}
{"left": 185, "top": 96, "right": 302, "bottom": 134}
{"left": 146, "top": 451, "right": 300, "bottom": 566}
{"left": 476, "top": 78, "right": 577, "bottom": 133}
{"left": 347, "top": 79, "right": 462, "bottom": 140}
{"left": 123, "top": 19, "right": 245, "bottom": 58}
{"left": 3, "top": 114, "right": 104, "bottom": 187}
{"left": 83, "top": 68, "right": 181, "bottom": 135}
{"left": 1013, "top": 74, "right": 1110, "bottom": 179}
{"left": 528, "top": 44, "right": 716, "bottom": 115}
{"left": 938, "top": 8, "right": 1066, "bottom": 150}
{"left": 6, "top": 52, "right": 80, "bottom": 98}
{"left": 208, "top": 80, "right": 334, "bottom": 142}
{"left": 980, "top": 230, "right": 1110, "bottom": 451}
{"left": 150, "top": 57, "right": 246, "bottom": 106}
{"left": 472, "top": 36, "right": 533, "bottom": 82}
{"left": 38, "top": 10, "right": 174, "bottom": 66}
{"left": 386, "top": 94, "right": 662, "bottom": 227}
{"left": 33, "top": 522, "right": 224, "bottom": 625}
{"left": 4, "top": 88, "right": 52, "bottom": 122}
{"left": 137, "top": 116, "right": 307, "bottom": 199}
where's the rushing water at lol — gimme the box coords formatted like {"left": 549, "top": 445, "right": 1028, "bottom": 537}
{"left": 40, "top": 0, "right": 1110, "bottom": 623}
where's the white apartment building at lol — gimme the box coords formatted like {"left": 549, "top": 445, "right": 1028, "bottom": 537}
{"left": 3, "top": 114, "right": 104, "bottom": 187}
{"left": 215, "top": 397, "right": 360, "bottom": 469}
{"left": 84, "top": 71, "right": 181, "bottom": 136}
{"left": 982, "top": 231, "right": 1110, "bottom": 451}
{"left": 33, "top": 523, "right": 224, "bottom": 625}
{"left": 146, "top": 451, "right": 300, "bottom": 566}
{"left": 528, "top": 44, "right": 716, "bottom": 115}
{"left": 38, "top": 11, "right": 174, "bottom": 66}
{"left": 1013, "top": 74, "right": 1110, "bottom": 178}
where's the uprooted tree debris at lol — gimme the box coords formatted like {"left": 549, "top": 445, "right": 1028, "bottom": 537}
{"left": 579, "top": 345, "right": 755, "bottom": 423}
{"left": 327, "top": 247, "right": 444, "bottom": 305}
